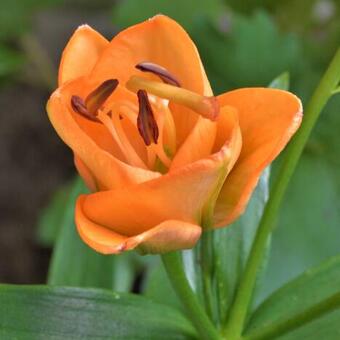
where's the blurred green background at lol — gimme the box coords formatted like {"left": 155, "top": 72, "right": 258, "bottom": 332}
{"left": 0, "top": 0, "right": 339, "bottom": 301}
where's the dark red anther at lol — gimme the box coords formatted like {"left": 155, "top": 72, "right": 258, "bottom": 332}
{"left": 70, "top": 79, "right": 118, "bottom": 123}
{"left": 136, "top": 62, "right": 181, "bottom": 87}
{"left": 85, "top": 79, "right": 119, "bottom": 115}
{"left": 107, "top": 110, "right": 123, "bottom": 120}
{"left": 137, "top": 90, "right": 159, "bottom": 146}
{"left": 71, "top": 95, "right": 100, "bottom": 122}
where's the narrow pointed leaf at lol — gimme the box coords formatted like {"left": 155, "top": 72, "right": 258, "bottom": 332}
{"left": 47, "top": 176, "right": 135, "bottom": 291}
{"left": 245, "top": 254, "right": 340, "bottom": 339}
{"left": 0, "top": 285, "right": 196, "bottom": 339}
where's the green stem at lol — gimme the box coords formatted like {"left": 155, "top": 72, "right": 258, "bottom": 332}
{"left": 245, "top": 291, "right": 340, "bottom": 340}
{"left": 200, "top": 230, "right": 215, "bottom": 322}
{"left": 161, "top": 252, "right": 221, "bottom": 340}
{"left": 223, "top": 47, "right": 340, "bottom": 339}
{"left": 331, "top": 86, "right": 340, "bottom": 95}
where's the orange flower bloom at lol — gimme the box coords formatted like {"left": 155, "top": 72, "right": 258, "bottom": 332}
{"left": 47, "top": 15, "right": 302, "bottom": 254}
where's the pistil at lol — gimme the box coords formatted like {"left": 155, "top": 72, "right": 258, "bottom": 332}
{"left": 126, "top": 76, "right": 219, "bottom": 121}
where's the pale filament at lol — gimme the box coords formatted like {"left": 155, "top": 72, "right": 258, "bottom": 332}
{"left": 149, "top": 106, "right": 172, "bottom": 168}
{"left": 99, "top": 98, "right": 174, "bottom": 171}
{"left": 97, "top": 109, "right": 148, "bottom": 169}
{"left": 117, "top": 100, "right": 172, "bottom": 169}
{"left": 151, "top": 97, "right": 176, "bottom": 154}
{"left": 115, "top": 104, "right": 157, "bottom": 168}
{"left": 159, "top": 104, "right": 177, "bottom": 154}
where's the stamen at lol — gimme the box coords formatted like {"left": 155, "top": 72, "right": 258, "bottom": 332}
{"left": 137, "top": 90, "right": 159, "bottom": 146}
{"left": 111, "top": 111, "right": 148, "bottom": 169}
{"left": 160, "top": 105, "right": 177, "bottom": 154}
{"left": 114, "top": 103, "right": 157, "bottom": 169}
{"left": 126, "top": 76, "right": 219, "bottom": 121}
{"left": 136, "top": 62, "right": 181, "bottom": 87}
{"left": 71, "top": 95, "right": 100, "bottom": 122}
{"left": 97, "top": 110, "right": 147, "bottom": 169}
{"left": 85, "top": 79, "right": 119, "bottom": 115}
{"left": 150, "top": 110, "right": 172, "bottom": 168}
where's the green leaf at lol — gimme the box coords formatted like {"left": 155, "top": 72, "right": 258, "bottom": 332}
{"left": 268, "top": 72, "right": 290, "bottom": 90}
{"left": 259, "top": 153, "right": 340, "bottom": 300}
{"left": 0, "top": 0, "right": 62, "bottom": 40}
{"left": 140, "top": 169, "right": 270, "bottom": 317}
{"left": 47, "top": 177, "right": 135, "bottom": 291}
{"left": 192, "top": 11, "right": 301, "bottom": 93}
{"left": 0, "top": 45, "right": 24, "bottom": 78}
{"left": 143, "top": 169, "right": 271, "bottom": 323}
{"left": 112, "top": 0, "right": 225, "bottom": 31}
{"left": 143, "top": 258, "right": 183, "bottom": 311}
{"left": 36, "top": 182, "right": 73, "bottom": 247}
{"left": 0, "top": 285, "right": 196, "bottom": 339}
{"left": 211, "top": 167, "right": 270, "bottom": 325}
{"left": 245, "top": 254, "right": 340, "bottom": 339}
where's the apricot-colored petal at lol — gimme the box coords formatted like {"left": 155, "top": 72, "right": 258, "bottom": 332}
{"left": 47, "top": 83, "right": 160, "bottom": 190}
{"left": 76, "top": 195, "right": 201, "bottom": 254}
{"left": 74, "top": 156, "right": 97, "bottom": 192}
{"left": 91, "top": 15, "right": 210, "bottom": 95}
{"left": 58, "top": 25, "right": 108, "bottom": 86}
{"left": 129, "top": 220, "right": 201, "bottom": 254}
{"left": 91, "top": 15, "right": 212, "bottom": 148}
{"left": 80, "top": 125, "right": 240, "bottom": 239}
{"left": 214, "top": 88, "right": 303, "bottom": 226}
{"left": 76, "top": 195, "right": 127, "bottom": 254}
{"left": 170, "top": 104, "right": 199, "bottom": 147}
{"left": 170, "top": 117, "right": 216, "bottom": 170}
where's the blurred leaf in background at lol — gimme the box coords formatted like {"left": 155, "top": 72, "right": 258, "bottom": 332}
{"left": 0, "top": 0, "right": 45, "bottom": 40}
{"left": 0, "top": 46, "right": 24, "bottom": 80}
{"left": 42, "top": 177, "right": 136, "bottom": 291}
{"left": 112, "top": 0, "right": 225, "bottom": 31}
{"left": 0, "top": 0, "right": 62, "bottom": 85}
{"left": 192, "top": 11, "right": 302, "bottom": 92}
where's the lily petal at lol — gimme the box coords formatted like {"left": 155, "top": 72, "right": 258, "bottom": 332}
{"left": 170, "top": 116, "right": 216, "bottom": 170}
{"left": 74, "top": 156, "right": 97, "bottom": 192}
{"left": 47, "top": 80, "right": 160, "bottom": 190}
{"left": 91, "top": 15, "right": 212, "bottom": 146}
{"left": 76, "top": 110, "right": 240, "bottom": 260}
{"left": 76, "top": 195, "right": 201, "bottom": 254}
{"left": 214, "top": 88, "right": 302, "bottom": 226}
{"left": 92, "top": 15, "right": 209, "bottom": 93}
{"left": 58, "top": 25, "right": 108, "bottom": 86}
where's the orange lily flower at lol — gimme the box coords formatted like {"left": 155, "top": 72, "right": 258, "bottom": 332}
{"left": 47, "top": 15, "right": 302, "bottom": 254}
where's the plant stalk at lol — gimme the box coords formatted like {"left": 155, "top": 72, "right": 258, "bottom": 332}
{"left": 223, "top": 47, "right": 340, "bottom": 339}
{"left": 161, "top": 251, "right": 221, "bottom": 340}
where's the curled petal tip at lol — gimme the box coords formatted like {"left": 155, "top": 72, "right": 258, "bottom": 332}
{"left": 202, "top": 96, "right": 220, "bottom": 121}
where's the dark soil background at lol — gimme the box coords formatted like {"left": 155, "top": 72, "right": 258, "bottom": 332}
{"left": 0, "top": 5, "right": 115, "bottom": 283}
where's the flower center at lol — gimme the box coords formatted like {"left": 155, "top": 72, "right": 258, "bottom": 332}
{"left": 70, "top": 62, "right": 218, "bottom": 173}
